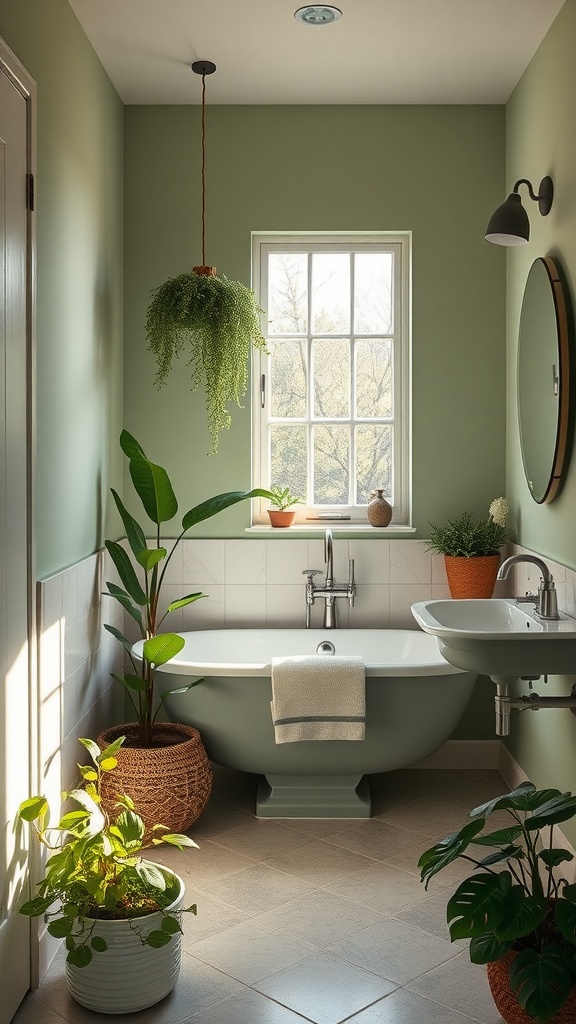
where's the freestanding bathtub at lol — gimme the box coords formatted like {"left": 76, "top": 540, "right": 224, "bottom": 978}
{"left": 159, "top": 629, "right": 476, "bottom": 818}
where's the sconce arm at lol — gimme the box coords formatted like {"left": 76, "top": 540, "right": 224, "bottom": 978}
{"left": 512, "top": 176, "right": 554, "bottom": 215}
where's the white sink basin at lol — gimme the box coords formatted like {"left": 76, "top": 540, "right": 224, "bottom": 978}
{"left": 411, "top": 598, "right": 576, "bottom": 677}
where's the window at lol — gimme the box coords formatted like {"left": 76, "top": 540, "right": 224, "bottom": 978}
{"left": 252, "top": 234, "right": 411, "bottom": 525}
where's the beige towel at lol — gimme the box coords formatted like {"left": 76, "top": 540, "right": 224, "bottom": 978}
{"left": 270, "top": 655, "right": 365, "bottom": 743}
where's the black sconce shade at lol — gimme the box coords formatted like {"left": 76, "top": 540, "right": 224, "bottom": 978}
{"left": 485, "top": 176, "right": 553, "bottom": 247}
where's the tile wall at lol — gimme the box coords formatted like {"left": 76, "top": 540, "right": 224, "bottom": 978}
{"left": 153, "top": 538, "right": 460, "bottom": 634}
{"left": 37, "top": 550, "right": 123, "bottom": 796}
{"left": 117, "top": 534, "right": 576, "bottom": 637}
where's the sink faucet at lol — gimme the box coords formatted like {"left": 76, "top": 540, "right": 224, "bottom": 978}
{"left": 497, "top": 554, "right": 559, "bottom": 620}
{"left": 303, "top": 528, "right": 356, "bottom": 628}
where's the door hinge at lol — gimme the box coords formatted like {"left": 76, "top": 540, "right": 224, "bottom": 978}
{"left": 26, "top": 173, "right": 35, "bottom": 211}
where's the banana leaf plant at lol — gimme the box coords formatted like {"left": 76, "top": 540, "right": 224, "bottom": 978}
{"left": 104, "top": 429, "right": 273, "bottom": 747}
{"left": 419, "top": 782, "right": 576, "bottom": 1023}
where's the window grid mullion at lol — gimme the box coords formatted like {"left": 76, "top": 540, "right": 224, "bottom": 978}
{"left": 348, "top": 251, "right": 355, "bottom": 505}
{"left": 307, "top": 252, "right": 314, "bottom": 506}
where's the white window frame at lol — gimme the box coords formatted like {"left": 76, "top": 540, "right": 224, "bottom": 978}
{"left": 251, "top": 232, "right": 411, "bottom": 526}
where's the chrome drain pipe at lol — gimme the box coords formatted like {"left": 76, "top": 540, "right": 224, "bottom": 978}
{"left": 494, "top": 682, "right": 576, "bottom": 736}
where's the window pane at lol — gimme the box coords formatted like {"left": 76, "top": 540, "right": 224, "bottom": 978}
{"left": 311, "top": 253, "right": 350, "bottom": 334}
{"left": 270, "top": 339, "right": 307, "bottom": 417}
{"left": 354, "top": 253, "right": 393, "bottom": 334}
{"left": 270, "top": 425, "right": 307, "bottom": 499}
{"left": 355, "top": 425, "right": 392, "bottom": 505}
{"left": 313, "top": 338, "right": 350, "bottom": 418}
{"left": 313, "top": 426, "right": 349, "bottom": 504}
{"left": 355, "top": 339, "right": 392, "bottom": 418}
{"left": 268, "top": 253, "right": 308, "bottom": 334}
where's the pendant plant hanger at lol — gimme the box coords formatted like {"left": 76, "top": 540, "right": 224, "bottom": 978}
{"left": 145, "top": 60, "right": 267, "bottom": 453}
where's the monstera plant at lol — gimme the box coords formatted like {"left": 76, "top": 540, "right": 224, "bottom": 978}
{"left": 419, "top": 782, "right": 576, "bottom": 1023}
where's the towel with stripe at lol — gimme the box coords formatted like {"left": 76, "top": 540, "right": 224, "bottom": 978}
{"left": 270, "top": 654, "right": 366, "bottom": 743}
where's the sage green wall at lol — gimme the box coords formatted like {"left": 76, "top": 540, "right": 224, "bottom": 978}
{"left": 0, "top": 0, "right": 124, "bottom": 578}
{"left": 124, "top": 105, "right": 506, "bottom": 535}
{"left": 504, "top": 0, "right": 576, "bottom": 846}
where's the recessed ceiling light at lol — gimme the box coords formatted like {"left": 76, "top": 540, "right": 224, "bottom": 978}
{"left": 294, "top": 6, "right": 343, "bottom": 26}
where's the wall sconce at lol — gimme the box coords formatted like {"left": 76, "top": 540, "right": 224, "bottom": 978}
{"left": 485, "top": 176, "right": 554, "bottom": 246}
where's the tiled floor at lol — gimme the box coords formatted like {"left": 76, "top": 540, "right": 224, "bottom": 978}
{"left": 14, "top": 767, "right": 509, "bottom": 1024}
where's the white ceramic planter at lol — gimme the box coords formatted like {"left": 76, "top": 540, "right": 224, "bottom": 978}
{"left": 65, "top": 868, "right": 185, "bottom": 1014}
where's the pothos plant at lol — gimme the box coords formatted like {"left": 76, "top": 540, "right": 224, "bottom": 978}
{"left": 146, "top": 272, "right": 268, "bottom": 453}
{"left": 18, "top": 736, "right": 198, "bottom": 968}
{"left": 104, "top": 429, "right": 273, "bottom": 747}
{"left": 419, "top": 782, "right": 576, "bottom": 1023}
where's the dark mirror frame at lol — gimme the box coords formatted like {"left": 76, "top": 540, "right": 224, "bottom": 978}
{"left": 518, "top": 255, "right": 571, "bottom": 504}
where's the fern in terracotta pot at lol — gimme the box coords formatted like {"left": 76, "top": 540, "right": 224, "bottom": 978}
{"left": 427, "top": 496, "right": 509, "bottom": 598}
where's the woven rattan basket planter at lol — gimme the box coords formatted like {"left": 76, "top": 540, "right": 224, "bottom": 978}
{"left": 444, "top": 554, "right": 500, "bottom": 599}
{"left": 487, "top": 951, "right": 576, "bottom": 1024}
{"left": 97, "top": 722, "right": 212, "bottom": 839}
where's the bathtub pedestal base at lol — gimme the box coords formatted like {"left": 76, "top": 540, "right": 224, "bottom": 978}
{"left": 256, "top": 773, "right": 371, "bottom": 818}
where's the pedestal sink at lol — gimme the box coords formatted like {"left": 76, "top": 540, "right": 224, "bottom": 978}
{"left": 411, "top": 598, "right": 576, "bottom": 677}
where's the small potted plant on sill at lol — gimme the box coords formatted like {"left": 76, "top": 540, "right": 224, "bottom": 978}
{"left": 18, "top": 735, "right": 198, "bottom": 1014}
{"left": 427, "top": 496, "right": 509, "bottom": 598}
{"left": 267, "top": 485, "right": 302, "bottom": 528}
{"left": 419, "top": 781, "right": 576, "bottom": 1024}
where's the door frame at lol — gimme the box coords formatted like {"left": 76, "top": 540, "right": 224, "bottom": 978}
{"left": 0, "top": 36, "right": 38, "bottom": 989}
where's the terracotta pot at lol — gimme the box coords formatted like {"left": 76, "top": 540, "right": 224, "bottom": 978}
{"left": 487, "top": 950, "right": 576, "bottom": 1024}
{"left": 66, "top": 868, "right": 185, "bottom": 1013}
{"left": 268, "top": 509, "right": 297, "bottom": 528}
{"left": 97, "top": 722, "right": 212, "bottom": 840}
{"left": 444, "top": 554, "right": 500, "bottom": 599}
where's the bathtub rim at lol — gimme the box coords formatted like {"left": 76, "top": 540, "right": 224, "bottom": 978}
{"left": 136, "top": 628, "right": 467, "bottom": 679}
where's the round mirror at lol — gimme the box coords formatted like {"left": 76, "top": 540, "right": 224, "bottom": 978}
{"left": 518, "top": 256, "right": 571, "bottom": 503}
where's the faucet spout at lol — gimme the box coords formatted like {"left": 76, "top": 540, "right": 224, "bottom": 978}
{"left": 324, "top": 528, "right": 334, "bottom": 586}
{"left": 497, "top": 554, "right": 551, "bottom": 583}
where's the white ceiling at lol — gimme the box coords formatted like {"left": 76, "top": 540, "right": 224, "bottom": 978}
{"left": 67, "top": 0, "right": 565, "bottom": 105}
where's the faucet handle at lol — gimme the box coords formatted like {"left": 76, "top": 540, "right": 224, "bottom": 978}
{"left": 302, "top": 569, "right": 322, "bottom": 580}
{"left": 538, "top": 576, "right": 559, "bottom": 620}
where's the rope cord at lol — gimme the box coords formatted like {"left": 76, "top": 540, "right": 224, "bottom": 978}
{"left": 200, "top": 72, "right": 207, "bottom": 266}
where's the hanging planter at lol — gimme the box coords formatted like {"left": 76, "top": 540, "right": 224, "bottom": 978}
{"left": 145, "top": 60, "right": 267, "bottom": 453}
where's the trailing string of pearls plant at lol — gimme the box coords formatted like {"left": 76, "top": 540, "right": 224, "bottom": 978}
{"left": 145, "top": 60, "right": 267, "bottom": 453}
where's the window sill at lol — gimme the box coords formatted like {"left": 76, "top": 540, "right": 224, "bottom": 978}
{"left": 246, "top": 524, "right": 417, "bottom": 536}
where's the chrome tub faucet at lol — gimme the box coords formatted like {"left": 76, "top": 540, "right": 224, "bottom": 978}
{"left": 303, "top": 528, "right": 356, "bottom": 628}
